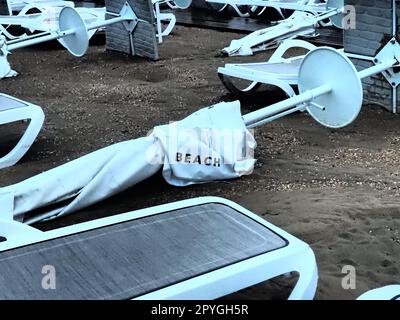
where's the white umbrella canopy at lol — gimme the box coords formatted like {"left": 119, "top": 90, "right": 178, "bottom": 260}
{"left": 0, "top": 101, "right": 256, "bottom": 223}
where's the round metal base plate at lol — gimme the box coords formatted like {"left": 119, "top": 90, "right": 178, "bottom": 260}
{"left": 58, "top": 7, "right": 89, "bottom": 57}
{"left": 327, "top": 0, "right": 344, "bottom": 29}
{"left": 173, "top": 0, "right": 192, "bottom": 9}
{"left": 298, "top": 47, "right": 363, "bottom": 128}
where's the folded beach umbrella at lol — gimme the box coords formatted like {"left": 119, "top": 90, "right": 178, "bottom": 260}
{"left": 0, "top": 101, "right": 256, "bottom": 223}
{"left": 0, "top": 45, "right": 372, "bottom": 224}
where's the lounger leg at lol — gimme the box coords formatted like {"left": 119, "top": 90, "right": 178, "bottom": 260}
{"left": 0, "top": 39, "right": 17, "bottom": 78}
{"left": 154, "top": 2, "right": 163, "bottom": 44}
{"left": 0, "top": 105, "right": 44, "bottom": 169}
{"left": 218, "top": 73, "right": 261, "bottom": 96}
{"left": 229, "top": 4, "right": 250, "bottom": 17}
{"left": 218, "top": 71, "right": 297, "bottom": 99}
{"left": 157, "top": 12, "right": 176, "bottom": 38}
{"left": 288, "top": 249, "right": 318, "bottom": 300}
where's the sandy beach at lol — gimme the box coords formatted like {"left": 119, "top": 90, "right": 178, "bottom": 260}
{"left": 0, "top": 25, "right": 399, "bottom": 299}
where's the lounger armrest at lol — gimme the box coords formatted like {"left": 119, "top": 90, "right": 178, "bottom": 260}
{"left": 268, "top": 39, "right": 317, "bottom": 64}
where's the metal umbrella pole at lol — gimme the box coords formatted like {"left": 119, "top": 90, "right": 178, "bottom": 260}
{"left": 243, "top": 48, "right": 398, "bottom": 129}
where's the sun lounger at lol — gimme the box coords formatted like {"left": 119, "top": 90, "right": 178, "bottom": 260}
{"left": 218, "top": 39, "right": 316, "bottom": 96}
{"left": 8, "top": 0, "right": 73, "bottom": 12}
{"left": 0, "top": 0, "right": 105, "bottom": 41}
{"left": 220, "top": 11, "right": 319, "bottom": 56}
{"left": 218, "top": 37, "right": 372, "bottom": 100}
{"left": 205, "top": 0, "right": 328, "bottom": 19}
{"left": 251, "top": 0, "right": 326, "bottom": 18}
{"left": 0, "top": 197, "right": 318, "bottom": 300}
{"left": 357, "top": 285, "right": 400, "bottom": 300}
{"left": 219, "top": 0, "right": 342, "bottom": 57}
{"left": 0, "top": 93, "right": 44, "bottom": 170}
{"left": 1, "top": 0, "right": 178, "bottom": 44}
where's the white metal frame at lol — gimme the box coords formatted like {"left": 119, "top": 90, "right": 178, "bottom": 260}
{"left": 206, "top": 0, "right": 328, "bottom": 18}
{"left": 0, "top": 196, "right": 318, "bottom": 300}
{"left": 219, "top": 1, "right": 342, "bottom": 57}
{"left": 344, "top": 44, "right": 400, "bottom": 114}
{"left": 0, "top": 93, "right": 44, "bottom": 170}
{"left": 340, "top": 0, "right": 399, "bottom": 113}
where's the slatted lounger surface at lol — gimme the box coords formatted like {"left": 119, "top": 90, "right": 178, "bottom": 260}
{"left": 0, "top": 197, "right": 318, "bottom": 300}
{"left": 0, "top": 93, "right": 44, "bottom": 169}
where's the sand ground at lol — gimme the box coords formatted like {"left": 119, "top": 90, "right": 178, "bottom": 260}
{"left": 0, "top": 25, "right": 399, "bottom": 299}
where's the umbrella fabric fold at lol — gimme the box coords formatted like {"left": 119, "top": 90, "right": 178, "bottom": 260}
{"left": 2, "top": 137, "right": 164, "bottom": 222}
{"left": 0, "top": 101, "right": 256, "bottom": 223}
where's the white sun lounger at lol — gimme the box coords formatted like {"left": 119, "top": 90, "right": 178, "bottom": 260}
{"left": 2, "top": 0, "right": 177, "bottom": 43}
{"left": 220, "top": 11, "right": 319, "bottom": 56}
{"left": 219, "top": 0, "right": 342, "bottom": 57}
{"left": 8, "top": 0, "right": 73, "bottom": 13}
{"left": 0, "top": 0, "right": 105, "bottom": 41}
{"left": 251, "top": 0, "right": 326, "bottom": 18}
{"left": 218, "top": 39, "right": 316, "bottom": 97}
{"left": 0, "top": 197, "right": 318, "bottom": 300}
{"left": 0, "top": 93, "right": 44, "bottom": 170}
{"left": 205, "top": 0, "right": 327, "bottom": 18}
{"left": 357, "top": 285, "right": 400, "bottom": 300}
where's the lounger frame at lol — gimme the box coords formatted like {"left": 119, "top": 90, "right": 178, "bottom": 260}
{"left": 0, "top": 197, "right": 318, "bottom": 300}
{"left": 218, "top": 39, "right": 316, "bottom": 96}
{"left": 0, "top": 93, "right": 44, "bottom": 169}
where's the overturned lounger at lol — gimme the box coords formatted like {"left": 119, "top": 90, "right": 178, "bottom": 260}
{"left": 0, "top": 197, "right": 318, "bottom": 300}
{"left": 205, "top": 0, "right": 328, "bottom": 19}
{"left": 0, "top": 93, "right": 44, "bottom": 170}
{"left": 219, "top": 0, "right": 343, "bottom": 56}
{"left": 218, "top": 39, "right": 316, "bottom": 97}
{"left": 7, "top": 0, "right": 73, "bottom": 13}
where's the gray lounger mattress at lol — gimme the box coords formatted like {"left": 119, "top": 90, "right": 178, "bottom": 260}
{"left": 0, "top": 203, "right": 287, "bottom": 299}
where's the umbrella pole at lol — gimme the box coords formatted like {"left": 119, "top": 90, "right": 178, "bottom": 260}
{"left": 243, "top": 84, "right": 330, "bottom": 129}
